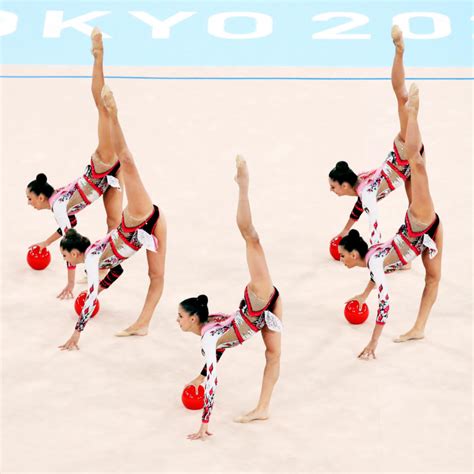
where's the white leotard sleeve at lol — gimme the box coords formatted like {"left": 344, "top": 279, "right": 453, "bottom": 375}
{"left": 201, "top": 330, "right": 219, "bottom": 424}
{"left": 75, "top": 250, "right": 100, "bottom": 332}
{"left": 368, "top": 252, "right": 390, "bottom": 324}
{"left": 361, "top": 189, "right": 381, "bottom": 246}
{"left": 52, "top": 199, "right": 72, "bottom": 235}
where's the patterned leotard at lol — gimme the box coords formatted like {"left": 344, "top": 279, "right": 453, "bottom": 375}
{"left": 366, "top": 212, "right": 440, "bottom": 325}
{"left": 75, "top": 206, "right": 160, "bottom": 332}
{"left": 200, "top": 287, "right": 281, "bottom": 424}
{"left": 349, "top": 140, "right": 424, "bottom": 245}
{"left": 49, "top": 158, "right": 121, "bottom": 235}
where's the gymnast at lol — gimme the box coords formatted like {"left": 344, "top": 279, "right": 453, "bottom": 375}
{"left": 178, "top": 156, "right": 282, "bottom": 440}
{"left": 329, "top": 26, "right": 423, "bottom": 247}
{"left": 338, "top": 84, "right": 443, "bottom": 359}
{"left": 26, "top": 27, "right": 122, "bottom": 299}
{"left": 58, "top": 84, "right": 166, "bottom": 350}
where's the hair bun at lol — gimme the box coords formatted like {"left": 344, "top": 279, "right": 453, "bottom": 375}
{"left": 335, "top": 161, "right": 349, "bottom": 171}
{"left": 65, "top": 228, "right": 78, "bottom": 238}
{"left": 36, "top": 173, "right": 48, "bottom": 185}
{"left": 197, "top": 294, "right": 208, "bottom": 307}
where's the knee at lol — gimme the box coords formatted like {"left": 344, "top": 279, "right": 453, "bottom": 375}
{"left": 240, "top": 227, "right": 260, "bottom": 245}
{"left": 265, "top": 348, "right": 281, "bottom": 365}
{"left": 425, "top": 271, "right": 441, "bottom": 288}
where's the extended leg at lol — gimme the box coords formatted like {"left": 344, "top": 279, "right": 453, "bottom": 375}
{"left": 234, "top": 156, "right": 274, "bottom": 300}
{"left": 101, "top": 85, "right": 153, "bottom": 218}
{"left": 394, "top": 224, "right": 443, "bottom": 342}
{"left": 235, "top": 297, "right": 282, "bottom": 423}
{"left": 391, "top": 25, "right": 409, "bottom": 141}
{"left": 405, "top": 84, "right": 436, "bottom": 223}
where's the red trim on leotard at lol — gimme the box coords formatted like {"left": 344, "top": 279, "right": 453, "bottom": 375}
{"left": 387, "top": 160, "right": 408, "bottom": 180}
{"left": 90, "top": 158, "right": 120, "bottom": 179}
{"left": 76, "top": 185, "right": 91, "bottom": 205}
{"left": 405, "top": 213, "right": 438, "bottom": 238}
{"left": 393, "top": 142, "right": 409, "bottom": 166}
{"left": 120, "top": 207, "right": 156, "bottom": 233}
{"left": 381, "top": 170, "right": 395, "bottom": 191}
{"left": 392, "top": 241, "right": 408, "bottom": 266}
{"left": 232, "top": 320, "right": 244, "bottom": 344}
{"left": 243, "top": 286, "right": 277, "bottom": 317}
{"left": 83, "top": 175, "right": 104, "bottom": 195}
{"left": 117, "top": 229, "right": 141, "bottom": 251}
{"left": 109, "top": 238, "right": 126, "bottom": 260}
{"left": 399, "top": 232, "right": 421, "bottom": 256}
{"left": 239, "top": 308, "right": 259, "bottom": 332}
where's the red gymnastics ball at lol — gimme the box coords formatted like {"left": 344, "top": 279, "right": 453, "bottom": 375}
{"left": 182, "top": 385, "right": 205, "bottom": 410}
{"left": 27, "top": 246, "right": 51, "bottom": 270}
{"left": 74, "top": 291, "right": 100, "bottom": 318}
{"left": 344, "top": 300, "right": 369, "bottom": 325}
{"left": 330, "top": 236, "right": 342, "bottom": 261}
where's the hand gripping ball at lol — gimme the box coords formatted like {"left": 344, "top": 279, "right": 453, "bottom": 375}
{"left": 27, "top": 246, "right": 51, "bottom": 270}
{"left": 344, "top": 300, "right": 369, "bottom": 325}
{"left": 329, "top": 236, "right": 342, "bottom": 261}
{"left": 74, "top": 291, "right": 100, "bottom": 318}
{"left": 182, "top": 385, "right": 205, "bottom": 410}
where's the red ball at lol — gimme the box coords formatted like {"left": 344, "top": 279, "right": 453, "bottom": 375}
{"left": 330, "top": 236, "right": 342, "bottom": 261}
{"left": 344, "top": 300, "right": 369, "bottom": 324}
{"left": 182, "top": 385, "right": 205, "bottom": 410}
{"left": 27, "top": 246, "right": 51, "bottom": 270}
{"left": 74, "top": 291, "right": 100, "bottom": 318}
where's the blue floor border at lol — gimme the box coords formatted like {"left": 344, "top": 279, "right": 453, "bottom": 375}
{"left": 1, "top": 75, "right": 473, "bottom": 80}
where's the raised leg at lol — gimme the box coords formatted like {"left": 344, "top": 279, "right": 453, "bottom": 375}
{"left": 234, "top": 156, "right": 274, "bottom": 301}
{"left": 101, "top": 85, "right": 153, "bottom": 218}
{"left": 405, "top": 84, "right": 436, "bottom": 224}
{"left": 394, "top": 224, "right": 443, "bottom": 342}
{"left": 391, "top": 25, "right": 409, "bottom": 141}
{"left": 90, "top": 28, "right": 116, "bottom": 169}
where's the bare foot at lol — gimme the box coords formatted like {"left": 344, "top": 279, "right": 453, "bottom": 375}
{"left": 234, "top": 155, "right": 249, "bottom": 188}
{"left": 391, "top": 25, "right": 404, "bottom": 54}
{"left": 101, "top": 85, "right": 117, "bottom": 118}
{"left": 115, "top": 325, "right": 149, "bottom": 337}
{"left": 393, "top": 329, "right": 424, "bottom": 343}
{"left": 406, "top": 83, "right": 419, "bottom": 115}
{"left": 234, "top": 409, "right": 269, "bottom": 423}
{"left": 91, "top": 27, "right": 103, "bottom": 58}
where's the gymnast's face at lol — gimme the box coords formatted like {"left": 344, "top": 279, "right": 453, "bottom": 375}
{"left": 26, "top": 189, "right": 46, "bottom": 210}
{"left": 329, "top": 178, "right": 350, "bottom": 196}
{"left": 60, "top": 248, "right": 81, "bottom": 266}
{"left": 338, "top": 247, "right": 359, "bottom": 268}
{"left": 177, "top": 306, "right": 198, "bottom": 332}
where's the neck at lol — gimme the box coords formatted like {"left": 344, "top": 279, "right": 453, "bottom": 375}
{"left": 348, "top": 180, "right": 359, "bottom": 196}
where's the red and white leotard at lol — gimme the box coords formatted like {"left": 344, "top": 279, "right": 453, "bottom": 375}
{"left": 365, "top": 212, "right": 440, "bottom": 325}
{"left": 350, "top": 140, "right": 422, "bottom": 245}
{"left": 49, "top": 158, "right": 121, "bottom": 235}
{"left": 200, "top": 287, "right": 281, "bottom": 424}
{"left": 76, "top": 206, "right": 160, "bottom": 332}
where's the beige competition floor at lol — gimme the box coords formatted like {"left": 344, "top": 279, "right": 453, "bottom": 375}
{"left": 1, "top": 66, "right": 472, "bottom": 473}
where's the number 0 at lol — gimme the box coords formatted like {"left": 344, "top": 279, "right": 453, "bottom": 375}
{"left": 392, "top": 12, "right": 451, "bottom": 39}
{"left": 312, "top": 12, "right": 370, "bottom": 40}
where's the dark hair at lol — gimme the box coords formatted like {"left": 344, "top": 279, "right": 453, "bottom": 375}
{"left": 340, "top": 230, "right": 369, "bottom": 258}
{"left": 60, "top": 229, "right": 91, "bottom": 253}
{"left": 180, "top": 294, "right": 209, "bottom": 323}
{"left": 329, "top": 161, "right": 358, "bottom": 187}
{"left": 27, "top": 173, "right": 55, "bottom": 198}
